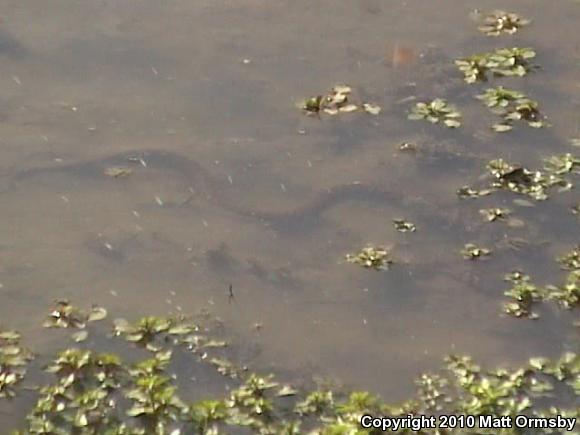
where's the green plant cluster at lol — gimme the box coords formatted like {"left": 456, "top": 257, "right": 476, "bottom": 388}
{"left": 478, "top": 10, "right": 530, "bottom": 36}
{"left": 479, "top": 207, "right": 511, "bottom": 222}
{"left": 300, "top": 85, "right": 380, "bottom": 116}
{"left": 461, "top": 243, "right": 492, "bottom": 260}
{"left": 2, "top": 305, "right": 577, "bottom": 434}
{"left": 408, "top": 99, "right": 462, "bottom": 128}
{"left": 460, "top": 154, "right": 579, "bottom": 201}
{"left": 0, "top": 330, "right": 34, "bottom": 398}
{"left": 503, "top": 247, "right": 580, "bottom": 319}
{"left": 346, "top": 245, "right": 393, "bottom": 271}
{"left": 476, "top": 87, "right": 547, "bottom": 132}
{"left": 456, "top": 47, "right": 537, "bottom": 83}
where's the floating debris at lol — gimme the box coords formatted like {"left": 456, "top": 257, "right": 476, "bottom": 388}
{"left": 391, "top": 43, "right": 416, "bottom": 67}
{"left": 456, "top": 47, "right": 537, "bottom": 83}
{"left": 461, "top": 243, "right": 491, "bottom": 260}
{"left": 104, "top": 166, "right": 133, "bottom": 178}
{"left": 393, "top": 219, "right": 416, "bottom": 233}
{"left": 479, "top": 207, "right": 511, "bottom": 222}
{"left": 346, "top": 245, "right": 393, "bottom": 270}
{"left": 457, "top": 186, "right": 492, "bottom": 198}
{"left": 488, "top": 47, "right": 538, "bottom": 77}
{"left": 398, "top": 142, "right": 416, "bottom": 152}
{"left": 362, "top": 102, "right": 381, "bottom": 115}
{"left": 478, "top": 10, "right": 530, "bottom": 36}
{"left": 300, "top": 85, "right": 381, "bottom": 116}
{"left": 408, "top": 98, "right": 462, "bottom": 128}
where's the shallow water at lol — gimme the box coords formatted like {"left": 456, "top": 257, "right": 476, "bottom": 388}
{"left": 0, "top": 0, "right": 579, "bottom": 426}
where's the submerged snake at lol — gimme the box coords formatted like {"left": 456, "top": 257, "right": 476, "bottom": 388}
{"left": 7, "top": 149, "right": 452, "bottom": 233}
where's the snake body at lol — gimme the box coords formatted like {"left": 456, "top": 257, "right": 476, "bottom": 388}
{"left": 9, "top": 149, "right": 447, "bottom": 232}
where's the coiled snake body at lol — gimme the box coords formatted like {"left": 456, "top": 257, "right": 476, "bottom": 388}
{"left": 8, "top": 149, "right": 446, "bottom": 232}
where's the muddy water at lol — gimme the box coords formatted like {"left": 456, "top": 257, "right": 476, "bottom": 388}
{"left": 0, "top": 0, "right": 579, "bottom": 423}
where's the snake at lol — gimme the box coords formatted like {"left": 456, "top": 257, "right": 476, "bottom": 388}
{"left": 6, "top": 149, "right": 454, "bottom": 233}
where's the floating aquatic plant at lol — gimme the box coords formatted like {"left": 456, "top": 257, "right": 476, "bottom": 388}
{"left": 4, "top": 300, "right": 578, "bottom": 434}
{"left": 476, "top": 87, "right": 547, "bottom": 132}
{"left": 558, "top": 246, "right": 580, "bottom": 271}
{"left": 456, "top": 47, "right": 537, "bottom": 83}
{"left": 0, "top": 329, "right": 34, "bottom": 398}
{"left": 544, "top": 153, "right": 580, "bottom": 175}
{"left": 503, "top": 253, "right": 580, "bottom": 318}
{"left": 461, "top": 243, "right": 491, "bottom": 260}
{"left": 393, "top": 218, "right": 416, "bottom": 233}
{"left": 478, "top": 10, "right": 530, "bottom": 36}
{"left": 476, "top": 86, "right": 525, "bottom": 109}
{"left": 503, "top": 272, "right": 544, "bottom": 319}
{"left": 346, "top": 245, "right": 393, "bottom": 270}
{"left": 487, "top": 158, "right": 574, "bottom": 200}
{"left": 408, "top": 98, "right": 462, "bottom": 128}
{"left": 546, "top": 270, "right": 580, "bottom": 310}
{"left": 488, "top": 47, "right": 538, "bottom": 77}
{"left": 43, "top": 300, "right": 107, "bottom": 331}
{"left": 454, "top": 54, "right": 490, "bottom": 84}
{"left": 113, "top": 315, "right": 199, "bottom": 353}
{"left": 479, "top": 207, "right": 511, "bottom": 222}
{"left": 300, "top": 85, "right": 381, "bottom": 116}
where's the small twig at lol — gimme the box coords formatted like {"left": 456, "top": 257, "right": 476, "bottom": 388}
{"left": 228, "top": 284, "right": 234, "bottom": 303}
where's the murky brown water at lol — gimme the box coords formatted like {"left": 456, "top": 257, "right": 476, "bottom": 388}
{"left": 1, "top": 0, "right": 579, "bottom": 427}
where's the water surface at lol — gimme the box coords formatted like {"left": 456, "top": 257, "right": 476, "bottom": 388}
{"left": 0, "top": 0, "right": 579, "bottom": 426}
